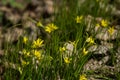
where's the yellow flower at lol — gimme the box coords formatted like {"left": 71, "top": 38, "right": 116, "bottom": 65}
{"left": 64, "top": 57, "right": 72, "bottom": 64}
{"left": 101, "top": 19, "right": 108, "bottom": 27}
{"left": 83, "top": 48, "right": 88, "bottom": 55}
{"left": 32, "top": 38, "right": 44, "bottom": 48}
{"left": 75, "top": 16, "right": 83, "bottom": 23}
{"left": 96, "top": 23, "right": 100, "bottom": 27}
{"left": 22, "top": 49, "right": 30, "bottom": 56}
{"left": 23, "top": 37, "right": 28, "bottom": 44}
{"left": 36, "top": 21, "right": 43, "bottom": 27}
{"left": 59, "top": 47, "right": 66, "bottom": 52}
{"left": 45, "top": 23, "right": 58, "bottom": 33}
{"left": 108, "top": 26, "right": 114, "bottom": 35}
{"left": 21, "top": 59, "right": 29, "bottom": 67}
{"left": 18, "top": 67, "right": 22, "bottom": 74}
{"left": 79, "top": 74, "right": 87, "bottom": 80}
{"left": 33, "top": 50, "right": 42, "bottom": 60}
{"left": 86, "top": 37, "right": 94, "bottom": 44}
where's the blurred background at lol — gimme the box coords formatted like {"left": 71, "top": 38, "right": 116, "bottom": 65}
{"left": 0, "top": 0, "right": 58, "bottom": 52}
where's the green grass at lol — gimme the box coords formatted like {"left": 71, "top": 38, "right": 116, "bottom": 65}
{"left": 1, "top": 0, "right": 120, "bottom": 80}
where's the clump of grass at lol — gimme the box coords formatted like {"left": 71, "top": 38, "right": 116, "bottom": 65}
{"left": 2, "top": 0, "right": 120, "bottom": 80}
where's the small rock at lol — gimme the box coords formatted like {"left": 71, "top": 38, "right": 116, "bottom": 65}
{"left": 84, "top": 59, "right": 102, "bottom": 71}
{"left": 4, "top": 28, "right": 23, "bottom": 42}
{"left": 0, "top": 50, "right": 4, "bottom": 56}
{"left": 44, "top": 0, "right": 54, "bottom": 14}
{"left": 6, "top": 12, "right": 21, "bottom": 24}
{"left": 95, "top": 28, "right": 119, "bottom": 41}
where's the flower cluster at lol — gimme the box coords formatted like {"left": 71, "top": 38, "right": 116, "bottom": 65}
{"left": 59, "top": 41, "right": 75, "bottom": 64}
{"left": 20, "top": 21, "right": 59, "bottom": 75}
{"left": 96, "top": 19, "right": 115, "bottom": 35}
{"left": 20, "top": 37, "right": 46, "bottom": 74}
{"left": 9, "top": 11, "right": 117, "bottom": 79}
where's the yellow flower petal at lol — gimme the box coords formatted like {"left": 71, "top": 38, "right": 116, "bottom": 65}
{"left": 45, "top": 23, "right": 58, "bottom": 33}
{"left": 101, "top": 19, "right": 108, "bottom": 27}
{"left": 59, "top": 47, "right": 66, "bottom": 52}
{"left": 22, "top": 49, "right": 30, "bottom": 57}
{"left": 23, "top": 37, "right": 28, "bottom": 44}
{"left": 64, "top": 57, "right": 72, "bottom": 64}
{"left": 86, "top": 37, "right": 94, "bottom": 44}
{"left": 32, "top": 38, "right": 44, "bottom": 48}
{"left": 83, "top": 48, "right": 88, "bottom": 55}
{"left": 21, "top": 59, "right": 29, "bottom": 67}
{"left": 75, "top": 16, "right": 83, "bottom": 23}
{"left": 96, "top": 23, "right": 100, "bottom": 27}
{"left": 37, "top": 21, "right": 43, "bottom": 27}
{"left": 79, "top": 74, "right": 87, "bottom": 80}
{"left": 18, "top": 67, "right": 23, "bottom": 74}
{"left": 33, "top": 50, "right": 42, "bottom": 60}
{"left": 108, "top": 26, "right": 114, "bottom": 35}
